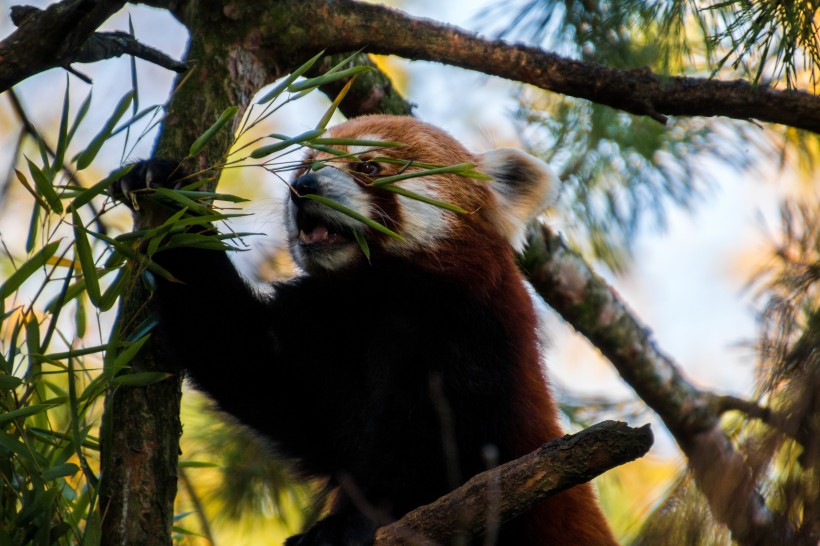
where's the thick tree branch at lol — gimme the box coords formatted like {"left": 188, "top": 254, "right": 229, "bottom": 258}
{"left": 281, "top": 0, "right": 820, "bottom": 134}
{"left": 0, "top": 2, "right": 185, "bottom": 92}
{"left": 520, "top": 225, "right": 792, "bottom": 546}
{"left": 374, "top": 421, "right": 653, "bottom": 545}
{"left": 0, "top": 1, "right": 126, "bottom": 90}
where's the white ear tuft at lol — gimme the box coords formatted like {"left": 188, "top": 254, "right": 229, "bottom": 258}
{"left": 479, "top": 148, "right": 559, "bottom": 252}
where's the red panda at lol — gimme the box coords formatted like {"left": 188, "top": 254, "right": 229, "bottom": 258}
{"left": 111, "top": 114, "right": 617, "bottom": 545}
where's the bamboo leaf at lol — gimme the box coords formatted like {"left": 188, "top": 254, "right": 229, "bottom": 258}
{"left": 257, "top": 50, "right": 325, "bottom": 104}
{"left": 25, "top": 202, "right": 40, "bottom": 253}
{"left": 250, "top": 129, "right": 325, "bottom": 159}
{"left": 316, "top": 77, "right": 355, "bottom": 130}
{"left": 188, "top": 105, "right": 239, "bottom": 157}
{"left": 112, "top": 371, "right": 173, "bottom": 387}
{"left": 0, "top": 401, "right": 63, "bottom": 425}
{"left": 75, "top": 90, "right": 134, "bottom": 170}
{"left": 53, "top": 77, "right": 70, "bottom": 174}
{"left": 69, "top": 164, "right": 133, "bottom": 213}
{"left": 353, "top": 230, "right": 371, "bottom": 262}
{"left": 71, "top": 210, "right": 101, "bottom": 306}
{"left": 370, "top": 163, "right": 483, "bottom": 187}
{"left": 288, "top": 65, "right": 373, "bottom": 92}
{"left": 313, "top": 137, "right": 404, "bottom": 148}
{"left": 110, "top": 335, "right": 151, "bottom": 376}
{"left": 67, "top": 91, "right": 92, "bottom": 145}
{"left": 380, "top": 184, "right": 468, "bottom": 213}
{"left": 41, "top": 462, "right": 80, "bottom": 481}
{"left": 0, "top": 240, "right": 60, "bottom": 299}
{"left": 301, "top": 194, "right": 403, "bottom": 240}
{"left": 27, "top": 158, "right": 63, "bottom": 214}
{"left": 0, "top": 375, "right": 23, "bottom": 390}
{"left": 15, "top": 169, "right": 49, "bottom": 210}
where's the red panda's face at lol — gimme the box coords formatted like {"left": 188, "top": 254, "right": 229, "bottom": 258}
{"left": 286, "top": 115, "right": 557, "bottom": 274}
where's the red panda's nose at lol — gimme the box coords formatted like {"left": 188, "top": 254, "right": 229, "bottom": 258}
{"left": 291, "top": 174, "right": 321, "bottom": 202}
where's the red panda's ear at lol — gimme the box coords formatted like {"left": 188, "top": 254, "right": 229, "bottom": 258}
{"left": 478, "top": 148, "right": 558, "bottom": 251}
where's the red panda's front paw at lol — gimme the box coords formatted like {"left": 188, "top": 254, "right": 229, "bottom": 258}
{"left": 108, "top": 159, "right": 188, "bottom": 229}
{"left": 285, "top": 512, "right": 376, "bottom": 546}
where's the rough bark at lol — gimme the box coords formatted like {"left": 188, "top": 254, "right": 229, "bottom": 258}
{"left": 375, "top": 421, "right": 653, "bottom": 545}
{"left": 0, "top": 0, "right": 127, "bottom": 90}
{"left": 98, "top": 1, "right": 273, "bottom": 544}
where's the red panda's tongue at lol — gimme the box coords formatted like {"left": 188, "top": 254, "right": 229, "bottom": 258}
{"left": 299, "top": 225, "right": 347, "bottom": 245}
{"left": 299, "top": 225, "right": 330, "bottom": 244}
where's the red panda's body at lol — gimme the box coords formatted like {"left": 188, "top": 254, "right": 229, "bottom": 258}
{"left": 112, "top": 115, "right": 617, "bottom": 545}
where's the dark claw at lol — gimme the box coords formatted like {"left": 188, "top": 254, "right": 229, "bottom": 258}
{"left": 108, "top": 159, "right": 185, "bottom": 209}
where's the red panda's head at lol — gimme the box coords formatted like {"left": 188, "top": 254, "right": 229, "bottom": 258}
{"left": 286, "top": 115, "right": 557, "bottom": 275}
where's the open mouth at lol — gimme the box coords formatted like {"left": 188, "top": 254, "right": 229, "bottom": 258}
{"left": 295, "top": 210, "right": 353, "bottom": 246}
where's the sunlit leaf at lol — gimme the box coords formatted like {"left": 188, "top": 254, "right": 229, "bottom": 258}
{"left": 0, "top": 240, "right": 60, "bottom": 300}
{"left": 257, "top": 50, "right": 325, "bottom": 104}
{"left": 189, "top": 105, "right": 239, "bottom": 157}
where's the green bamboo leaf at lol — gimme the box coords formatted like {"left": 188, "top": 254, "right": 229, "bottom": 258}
{"left": 0, "top": 375, "right": 23, "bottom": 390}
{"left": 112, "top": 371, "right": 173, "bottom": 387}
{"left": 152, "top": 188, "right": 213, "bottom": 215}
{"left": 27, "top": 158, "right": 63, "bottom": 214}
{"left": 370, "top": 163, "right": 482, "bottom": 187}
{"left": 188, "top": 105, "right": 239, "bottom": 157}
{"left": 172, "top": 190, "right": 249, "bottom": 203}
{"left": 25, "top": 202, "right": 40, "bottom": 253}
{"left": 71, "top": 210, "right": 101, "bottom": 306}
{"left": 371, "top": 157, "right": 492, "bottom": 180}
{"left": 75, "top": 90, "right": 134, "bottom": 170}
{"left": 380, "top": 184, "right": 468, "bottom": 213}
{"left": 99, "top": 268, "right": 127, "bottom": 311}
{"left": 313, "top": 137, "right": 404, "bottom": 148}
{"left": 288, "top": 65, "right": 373, "bottom": 92}
{"left": 15, "top": 169, "right": 49, "bottom": 210}
{"left": 75, "top": 293, "right": 87, "bottom": 337}
{"left": 0, "top": 430, "right": 33, "bottom": 458}
{"left": 41, "top": 462, "right": 80, "bottom": 481}
{"left": 257, "top": 50, "right": 325, "bottom": 104}
{"left": 316, "top": 77, "right": 355, "bottom": 130}
{"left": 53, "top": 77, "right": 70, "bottom": 175}
{"left": 353, "top": 230, "right": 371, "bottom": 262}
{"left": 0, "top": 240, "right": 60, "bottom": 299}
{"left": 178, "top": 461, "right": 219, "bottom": 468}
{"left": 110, "top": 335, "right": 151, "bottom": 376}
{"left": 304, "top": 143, "right": 350, "bottom": 157}
{"left": 250, "top": 129, "right": 324, "bottom": 159}
{"left": 0, "top": 401, "right": 63, "bottom": 425}
{"left": 69, "top": 164, "right": 133, "bottom": 213}
{"left": 301, "top": 194, "right": 403, "bottom": 240}
{"left": 91, "top": 231, "right": 177, "bottom": 281}
{"left": 110, "top": 104, "right": 163, "bottom": 138}
{"left": 25, "top": 313, "right": 41, "bottom": 368}
{"left": 67, "top": 91, "right": 92, "bottom": 145}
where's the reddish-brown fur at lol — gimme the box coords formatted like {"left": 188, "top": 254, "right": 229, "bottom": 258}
{"left": 324, "top": 116, "right": 618, "bottom": 544}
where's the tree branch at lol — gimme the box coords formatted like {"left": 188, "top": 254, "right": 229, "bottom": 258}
{"left": 374, "top": 421, "right": 653, "bottom": 545}
{"left": 1, "top": 0, "right": 126, "bottom": 90}
{"left": 284, "top": 0, "right": 820, "bottom": 134}
{"left": 0, "top": 1, "right": 185, "bottom": 93}
{"left": 520, "top": 225, "right": 792, "bottom": 546}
